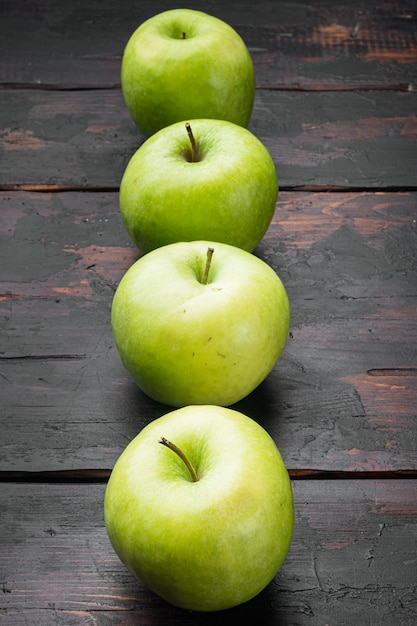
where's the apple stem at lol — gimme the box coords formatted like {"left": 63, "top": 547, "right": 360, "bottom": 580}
{"left": 201, "top": 247, "right": 214, "bottom": 285}
{"left": 185, "top": 122, "right": 197, "bottom": 162}
{"left": 182, "top": 31, "right": 186, "bottom": 39}
{"left": 159, "top": 437, "right": 199, "bottom": 482}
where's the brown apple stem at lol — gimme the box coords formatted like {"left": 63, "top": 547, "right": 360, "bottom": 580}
{"left": 185, "top": 122, "right": 197, "bottom": 162}
{"left": 201, "top": 247, "right": 214, "bottom": 285}
{"left": 182, "top": 31, "right": 186, "bottom": 39}
{"left": 159, "top": 437, "right": 198, "bottom": 482}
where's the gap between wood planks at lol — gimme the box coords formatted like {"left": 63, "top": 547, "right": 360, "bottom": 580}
{"left": 2, "top": 184, "right": 417, "bottom": 193}
{"left": 0, "top": 83, "right": 415, "bottom": 92}
{"left": 0, "top": 469, "right": 416, "bottom": 484}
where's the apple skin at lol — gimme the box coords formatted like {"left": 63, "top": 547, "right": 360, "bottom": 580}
{"left": 119, "top": 118, "right": 278, "bottom": 254}
{"left": 111, "top": 240, "right": 290, "bottom": 407}
{"left": 104, "top": 404, "right": 294, "bottom": 612}
{"left": 121, "top": 8, "right": 255, "bottom": 137}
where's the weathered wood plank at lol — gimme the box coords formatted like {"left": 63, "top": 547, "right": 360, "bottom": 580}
{"left": 1, "top": 0, "right": 416, "bottom": 89}
{"left": 1, "top": 89, "right": 416, "bottom": 190}
{"left": 1, "top": 190, "right": 416, "bottom": 472}
{"left": 1, "top": 480, "right": 416, "bottom": 624}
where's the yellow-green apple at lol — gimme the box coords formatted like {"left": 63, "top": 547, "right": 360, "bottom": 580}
{"left": 121, "top": 8, "right": 255, "bottom": 137}
{"left": 111, "top": 241, "right": 290, "bottom": 407}
{"left": 119, "top": 119, "right": 278, "bottom": 253}
{"left": 104, "top": 404, "right": 294, "bottom": 612}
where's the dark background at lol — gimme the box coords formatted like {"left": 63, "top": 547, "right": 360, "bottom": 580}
{"left": 1, "top": 1, "right": 417, "bottom": 624}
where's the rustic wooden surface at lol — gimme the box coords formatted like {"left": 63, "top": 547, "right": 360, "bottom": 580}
{"left": 1, "top": 0, "right": 417, "bottom": 624}
{"left": 2, "top": 480, "right": 417, "bottom": 625}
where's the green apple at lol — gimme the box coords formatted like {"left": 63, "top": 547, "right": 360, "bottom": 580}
{"left": 121, "top": 8, "right": 255, "bottom": 137}
{"left": 104, "top": 404, "right": 294, "bottom": 612}
{"left": 111, "top": 240, "right": 290, "bottom": 407}
{"left": 119, "top": 119, "right": 278, "bottom": 253}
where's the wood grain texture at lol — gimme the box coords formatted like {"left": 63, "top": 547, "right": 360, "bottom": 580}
{"left": 1, "top": 2, "right": 417, "bottom": 622}
{"left": 1, "top": 89, "right": 416, "bottom": 190}
{"left": 1, "top": 191, "right": 416, "bottom": 472}
{"left": 1, "top": 0, "right": 416, "bottom": 89}
{"left": 1, "top": 480, "right": 416, "bottom": 625}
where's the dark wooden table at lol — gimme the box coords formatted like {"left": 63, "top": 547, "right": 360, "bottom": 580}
{"left": 1, "top": 1, "right": 417, "bottom": 624}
